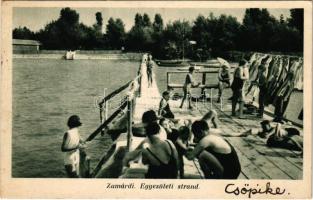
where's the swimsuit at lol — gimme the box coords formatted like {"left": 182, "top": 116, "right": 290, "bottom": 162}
{"left": 204, "top": 140, "right": 241, "bottom": 179}
{"left": 220, "top": 71, "right": 230, "bottom": 84}
{"left": 159, "top": 98, "right": 174, "bottom": 119}
{"left": 231, "top": 67, "right": 244, "bottom": 91}
{"left": 145, "top": 140, "right": 178, "bottom": 179}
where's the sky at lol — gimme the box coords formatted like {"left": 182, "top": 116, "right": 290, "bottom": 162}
{"left": 13, "top": 7, "right": 291, "bottom": 32}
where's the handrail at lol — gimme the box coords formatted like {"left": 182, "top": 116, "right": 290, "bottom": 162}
{"left": 86, "top": 101, "right": 128, "bottom": 142}
{"left": 98, "top": 80, "right": 133, "bottom": 106}
{"left": 91, "top": 143, "right": 117, "bottom": 177}
{"left": 84, "top": 54, "right": 145, "bottom": 178}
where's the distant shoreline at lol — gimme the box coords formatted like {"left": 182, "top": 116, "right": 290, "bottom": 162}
{"left": 13, "top": 51, "right": 143, "bottom": 60}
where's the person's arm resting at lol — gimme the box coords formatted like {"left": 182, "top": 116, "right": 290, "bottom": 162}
{"left": 158, "top": 100, "right": 167, "bottom": 115}
{"left": 186, "top": 143, "right": 205, "bottom": 160}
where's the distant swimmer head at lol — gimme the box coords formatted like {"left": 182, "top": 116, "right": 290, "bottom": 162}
{"left": 191, "top": 120, "right": 209, "bottom": 140}
{"left": 67, "top": 115, "right": 82, "bottom": 129}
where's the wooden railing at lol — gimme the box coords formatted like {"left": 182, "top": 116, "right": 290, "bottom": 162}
{"left": 80, "top": 55, "right": 145, "bottom": 178}
{"left": 167, "top": 70, "right": 226, "bottom": 109}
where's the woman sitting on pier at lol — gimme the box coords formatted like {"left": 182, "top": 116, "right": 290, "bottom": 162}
{"left": 186, "top": 120, "right": 241, "bottom": 179}
{"left": 123, "top": 122, "right": 179, "bottom": 179}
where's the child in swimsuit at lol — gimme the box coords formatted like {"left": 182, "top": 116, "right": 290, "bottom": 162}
{"left": 217, "top": 64, "right": 231, "bottom": 103}
{"left": 159, "top": 91, "right": 175, "bottom": 119}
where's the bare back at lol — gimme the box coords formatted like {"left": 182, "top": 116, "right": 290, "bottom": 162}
{"left": 142, "top": 139, "right": 173, "bottom": 165}
{"left": 199, "top": 134, "right": 231, "bottom": 154}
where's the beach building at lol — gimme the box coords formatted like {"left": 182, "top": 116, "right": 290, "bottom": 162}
{"left": 13, "top": 39, "right": 41, "bottom": 54}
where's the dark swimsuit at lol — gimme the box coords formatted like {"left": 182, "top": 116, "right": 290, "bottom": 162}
{"left": 203, "top": 140, "right": 241, "bottom": 179}
{"left": 160, "top": 99, "right": 175, "bottom": 119}
{"left": 145, "top": 140, "right": 178, "bottom": 179}
{"left": 220, "top": 72, "right": 230, "bottom": 84}
{"left": 231, "top": 68, "right": 244, "bottom": 91}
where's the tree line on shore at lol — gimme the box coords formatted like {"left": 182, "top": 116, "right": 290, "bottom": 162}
{"left": 13, "top": 7, "right": 303, "bottom": 60}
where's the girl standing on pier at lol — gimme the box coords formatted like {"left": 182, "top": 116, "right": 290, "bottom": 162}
{"left": 61, "top": 115, "right": 86, "bottom": 178}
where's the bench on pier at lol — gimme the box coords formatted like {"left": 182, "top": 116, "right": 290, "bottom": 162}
{"left": 167, "top": 70, "right": 226, "bottom": 109}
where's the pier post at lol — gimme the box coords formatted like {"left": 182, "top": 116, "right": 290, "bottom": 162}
{"left": 99, "top": 105, "right": 105, "bottom": 136}
{"left": 138, "top": 75, "right": 142, "bottom": 97}
{"left": 127, "top": 97, "right": 133, "bottom": 151}
{"left": 100, "top": 88, "right": 108, "bottom": 136}
{"left": 201, "top": 72, "right": 206, "bottom": 98}
{"left": 167, "top": 72, "right": 170, "bottom": 91}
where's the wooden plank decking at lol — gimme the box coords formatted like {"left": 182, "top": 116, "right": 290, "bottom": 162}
{"left": 118, "top": 58, "right": 302, "bottom": 179}
{"left": 175, "top": 99, "right": 303, "bottom": 179}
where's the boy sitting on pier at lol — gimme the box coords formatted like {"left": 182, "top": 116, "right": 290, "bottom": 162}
{"left": 159, "top": 91, "right": 175, "bottom": 119}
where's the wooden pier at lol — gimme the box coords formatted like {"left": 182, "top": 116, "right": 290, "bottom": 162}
{"left": 88, "top": 54, "right": 302, "bottom": 179}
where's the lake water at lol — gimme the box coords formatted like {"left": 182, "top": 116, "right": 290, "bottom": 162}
{"left": 12, "top": 59, "right": 302, "bottom": 177}
{"left": 12, "top": 59, "right": 139, "bottom": 177}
